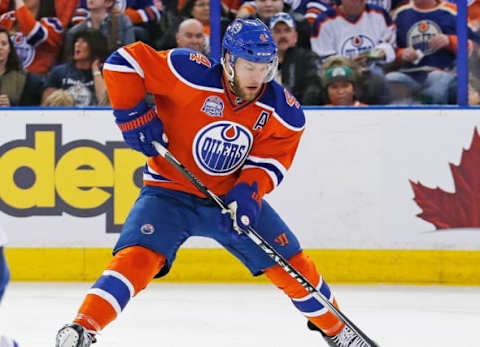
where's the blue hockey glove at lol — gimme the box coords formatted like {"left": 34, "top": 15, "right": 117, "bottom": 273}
{"left": 114, "top": 100, "right": 168, "bottom": 157}
{"left": 223, "top": 182, "right": 261, "bottom": 233}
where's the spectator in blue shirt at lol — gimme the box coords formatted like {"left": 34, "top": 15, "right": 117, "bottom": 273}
{"left": 42, "top": 28, "right": 109, "bottom": 106}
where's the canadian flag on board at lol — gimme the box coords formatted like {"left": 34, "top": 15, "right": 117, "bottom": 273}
{"left": 410, "top": 127, "right": 480, "bottom": 229}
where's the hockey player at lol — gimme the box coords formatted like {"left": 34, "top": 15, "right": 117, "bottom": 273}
{"left": 55, "top": 18, "right": 368, "bottom": 347}
{"left": 0, "top": 228, "right": 19, "bottom": 347}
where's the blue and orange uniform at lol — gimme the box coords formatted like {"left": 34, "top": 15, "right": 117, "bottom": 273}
{"left": 70, "top": 42, "right": 344, "bottom": 339}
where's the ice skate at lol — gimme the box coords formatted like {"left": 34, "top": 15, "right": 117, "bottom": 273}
{"left": 308, "top": 321, "right": 375, "bottom": 347}
{"left": 0, "top": 335, "right": 19, "bottom": 347}
{"left": 55, "top": 323, "right": 96, "bottom": 347}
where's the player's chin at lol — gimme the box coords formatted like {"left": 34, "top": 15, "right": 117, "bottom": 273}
{"left": 245, "top": 87, "right": 260, "bottom": 99}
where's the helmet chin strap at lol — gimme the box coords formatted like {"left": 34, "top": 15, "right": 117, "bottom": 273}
{"left": 265, "top": 56, "right": 279, "bottom": 83}
{"left": 221, "top": 55, "right": 243, "bottom": 102}
{"left": 221, "top": 56, "right": 235, "bottom": 88}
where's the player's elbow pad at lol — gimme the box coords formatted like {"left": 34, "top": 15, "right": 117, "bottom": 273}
{"left": 113, "top": 100, "right": 168, "bottom": 157}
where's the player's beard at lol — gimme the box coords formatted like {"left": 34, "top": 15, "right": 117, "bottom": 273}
{"left": 232, "top": 77, "right": 262, "bottom": 102}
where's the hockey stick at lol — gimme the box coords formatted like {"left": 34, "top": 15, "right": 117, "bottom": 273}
{"left": 152, "top": 141, "right": 378, "bottom": 347}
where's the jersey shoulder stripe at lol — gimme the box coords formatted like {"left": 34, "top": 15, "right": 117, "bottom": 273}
{"left": 108, "top": 47, "right": 145, "bottom": 77}
{"left": 441, "top": 2, "right": 458, "bottom": 13}
{"left": 311, "top": 7, "right": 337, "bottom": 36}
{"left": 104, "top": 49, "right": 137, "bottom": 73}
{"left": 167, "top": 48, "right": 223, "bottom": 92}
{"left": 391, "top": 3, "right": 413, "bottom": 19}
{"left": 258, "top": 81, "right": 305, "bottom": 132}
{"left": 43, "top": 17, "right": 63, "bottom": 33}
{"left": 364, "top": 3, "right": 393, "bottom": 25}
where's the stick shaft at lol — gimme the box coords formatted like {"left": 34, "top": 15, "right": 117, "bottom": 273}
{"left": 152, "top": 141, "right": 377, "bottom": 346}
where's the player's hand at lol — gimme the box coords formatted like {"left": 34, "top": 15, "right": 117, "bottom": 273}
{"left": 15, "top": 0, "right": 24, "bottom": 9}
{"left": 223, "top": 182, "right": 261, "bottom": 233}
{"left": 113, "top": 100, "right": 168, "bottom": 157}
{"left": 91, "top": 59, "right": 102, "bottom": 75}
{"left": 0, "top": 94, "right": 11, "bottom": 107}
{"left": 429, "top": 34, "right": 450, "bottom": 52}
{"left": 352, "top": 54, "right": 368, "bottom": 66}
{"left": 369, "top": 48, "right": 385, "bottom": 61}
{"left": 469, "top": 84, "right": 480, "bottom": 105}
{"left": 400, "top": 47, "right": 419, "bottom": 63}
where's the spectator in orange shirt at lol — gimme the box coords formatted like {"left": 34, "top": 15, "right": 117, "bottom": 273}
{"left": 55, "top": 0, "right": 80, "bottom": 28}
{"left": 0, "top": 27, "right": 43, "bottom": 106}
{"left": 445, "top": 0, "right": 480, "bottom": 30}
{"left": 0, "top": 0, "right": 64, "bottom": 75}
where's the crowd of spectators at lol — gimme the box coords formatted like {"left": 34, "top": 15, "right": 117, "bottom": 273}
{"left": 0, "top": 0, "right": 479, "bottom": 106}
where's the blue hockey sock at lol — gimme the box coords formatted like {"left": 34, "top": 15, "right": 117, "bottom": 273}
{"left": 0, "top": 247, "right": 10, "bottom": 302}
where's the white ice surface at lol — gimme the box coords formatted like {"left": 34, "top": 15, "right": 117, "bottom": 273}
{"left": 0, "top": 282, "right": 479, "bottom": 347}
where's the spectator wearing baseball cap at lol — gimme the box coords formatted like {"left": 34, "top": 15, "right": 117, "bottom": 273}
{"left": 239, "top": 2, "right": 312, "bottom": 49}
{"left": 270, "top": 12, "right": 322, "bottom": 105}
{"left": 269, "top": 10, "right": 296, "bottom": 28}
{"left": 321, "top": 56, "right": 366, "bottom": 106}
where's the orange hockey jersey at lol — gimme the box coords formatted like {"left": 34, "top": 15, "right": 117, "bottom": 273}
{"left": 103, "top": 42, "right": 305, "bottom": 199}
{"left": 0, "top": 5, "right": 63, "bottom": 74}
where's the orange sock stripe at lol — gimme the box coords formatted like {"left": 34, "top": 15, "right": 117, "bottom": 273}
{"left": 106, "top": 246, "right": 166, "bottom": 295}
{"left": 75, "top": 294, "right": 118, "bottom": 331}
{"left": 264, "top": 251, "right": 342, "bottom": 335}
{"left": 75, "top": 246, "right": 166, "bottom": 332}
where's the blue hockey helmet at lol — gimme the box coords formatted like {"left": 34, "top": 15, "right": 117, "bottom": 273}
{"left": 221, "top": 18, "right": 278, "bottom": 82}
{"left": 222, "top": 18, "right": 277, "bottom": 64}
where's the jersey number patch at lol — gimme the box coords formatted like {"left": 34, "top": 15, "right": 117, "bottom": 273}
{"left": 189, "top": 52, "right": 211, "bottom": 67}
{"left": 284, "top": 89, "right": 300, "bottom": 109}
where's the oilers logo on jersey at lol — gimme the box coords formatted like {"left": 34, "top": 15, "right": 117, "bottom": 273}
{"left": 340, "top": 34, "right": 375, "bottom": 57}
{"left": 11, "top": 32, "right": 35, "bottom": 68}
{"left": 193, "top": 121, "right": 253, "bottom": 176}
{"left": 103, "top": 43, "right": 305, "bottom": 196}
{"left": 140, "top": 223, "right": 155, "bottom": 235}
{"left": 407, "top": 20, "right": 442, "bottom": 55}
{"left": 201, "top": 96, "right": 224, "bottom": 117}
